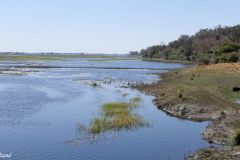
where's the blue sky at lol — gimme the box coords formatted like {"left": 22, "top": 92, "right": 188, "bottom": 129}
{"left": 0, "top": 0, "right": 239, "bottom": 54}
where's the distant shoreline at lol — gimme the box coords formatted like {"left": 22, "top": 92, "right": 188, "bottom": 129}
{"left": 142, "top": 57, "right": 195, "bottom": 64}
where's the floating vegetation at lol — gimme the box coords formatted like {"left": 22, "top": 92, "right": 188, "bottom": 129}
{"left": 87, "top": 57, "right": 138, "bottom": 62}
{"left": 129, "top": 96, "right": 143, "bottom": 104}
{"left": 79, "top": 80, "right": 102, "bottom": 88}
{"left": 0, "top": 68, "right": 39, "bottom": 76}
{"left": 122, "top": 93, "right": 129, "bottom": 97}
{"left": 90, "top": 82, "right": 99, "bottom": 87}
{"left": 78, "top": 97, "right": 149, "bottom": 136}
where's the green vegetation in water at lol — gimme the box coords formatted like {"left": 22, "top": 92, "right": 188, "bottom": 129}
{"left": 122, "top": 93, "right": 129, "bottom": 97}
{"left": 81, "top": 97, "right": 148, "bottom": 135}
{"left": 90, "top": 82, "right": 99, "bottom": 87}
{"left": 129, "top": 96, "right": 143, "bottom": 104}
{"left": 230, "top": 129, "right": 240, "bottom": 146}
{"left": 0, "top": 70, "right": 34, "bottom": 76}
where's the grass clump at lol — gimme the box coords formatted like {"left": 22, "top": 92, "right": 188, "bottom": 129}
{"left": 90, "top": 118, "right": 107, "bottom": 134}
{"left": 102, "top": 102, "right": 132, "bottom": 117}
{"left": 230, "top": 129, "right": 240, "bottom": 146}
{"left": 90, "top": 115, "right": 146, "bottom": 134}
{"left": 177, "top": 88, "right": 184, "bottom": 99}
{"left": 122, "top": 93, "right": 129, "bottom": 97}
{"left": 89, "top": 100, "right": 148, "bottom": 134}
{"left": 91, "top": 82, "right": 98, "bottom": 87}
{"left": 129, "top": 96, "right": 143, "bottom": 104}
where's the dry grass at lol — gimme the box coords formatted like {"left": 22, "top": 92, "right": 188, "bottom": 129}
{"left": 199, "top": 63, "right": 240, "bottom": 71}
{"left": 141, "top": 63, "right": 240, "bottom": 112}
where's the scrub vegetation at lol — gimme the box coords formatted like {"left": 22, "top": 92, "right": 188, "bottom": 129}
{"left": 231, "top": 129, "right": 240, "bottom": 146}
{"left": 135, "top": 25, "right": 240, "bottom": 64}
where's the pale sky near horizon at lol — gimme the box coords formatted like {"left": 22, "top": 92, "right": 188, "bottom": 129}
{"left": 0, "top": 0, "right": 239, "bottom": 54}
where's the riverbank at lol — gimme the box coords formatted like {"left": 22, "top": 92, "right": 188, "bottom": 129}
{"left": 136, "top": 63, "right": 240, "bottom": 159}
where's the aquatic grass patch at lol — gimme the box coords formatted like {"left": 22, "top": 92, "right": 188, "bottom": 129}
{"left": 90, "top": 112, "right": 148, "bottom": 134}
{"left": 129, "top": 96, "right": 143, "bottom": 104}
{"left": 90, "top": 100, "right": 148, "bottom": 134}
{"left": 90, "top": 115, "right": 147, "bottom": 134}
{"left": 79, "top": 80, "right": 103, "bottom": 88}
{"left": 102, "top": 102, "right": 132, "bottom": 117}
{"left": 87, "top": 57, "right": 139, "bottom": 62}
{"left": 122, "top": 93, "right": 129, "bottom": 97}
{"left": 0, "top": 70, "right": 29, "bottom": 76}
{"left": 79, "top": 97, "right": 148, "bottom": 135}
{"left": 90, "top": 82, "right": 100, "bottom": 87}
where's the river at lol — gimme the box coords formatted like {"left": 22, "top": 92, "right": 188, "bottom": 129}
{"left": 0, "top": 58, "right": 211, "bottom": 160}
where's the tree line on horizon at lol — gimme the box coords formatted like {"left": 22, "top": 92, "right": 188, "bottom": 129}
{"left": 133, "top": 25, "right": 240, "bottom": 64}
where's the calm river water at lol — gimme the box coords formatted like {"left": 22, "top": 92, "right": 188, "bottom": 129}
{"left": 0, "top": 58, "right": 211, "bottom": 160}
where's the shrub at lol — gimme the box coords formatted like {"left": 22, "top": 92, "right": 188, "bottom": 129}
{"left": 214, "top": 57, "right": 220, "bottom": 64}
{"left": 91, "top": 82, "right": 98, "bottom": 87}
{"left": 220, "top": 55, "right": 227, "bottom": 63}
{"left": 198, "top": 57, "right": 210, "bottom": 65}
{"left": 216, "top": 43, "right": 240, "bottom": 54}
{"left": 230, "top": 129, "right": 240, "bottom": 146}
{"left": 233, "top": 86, "right": 240, "bottom": 92}
{"left": 228, "top": 53, "right": 239, "bottom": 63}
{"left": 177, "top": 88, "right": 184, "bottom": 99}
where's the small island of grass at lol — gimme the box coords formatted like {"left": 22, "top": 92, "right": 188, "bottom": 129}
{"left": 79, "top": 97, "right": 149, "bottom": 136}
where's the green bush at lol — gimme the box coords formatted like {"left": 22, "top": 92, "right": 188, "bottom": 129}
{"left": 230, "top": 129, "right": 240, "bottom": 146}
{"left": 214, "top": 57, "right": 220, "bottom": 64}
{"left": 177, "top": 88, "right": 184, "bottom": 99}
{"left": 228, "top": 53, "right": 239, "bottom": 63}
{"left": 215, "top": 43, "right": 240, "bottom": 54}
{"left": 198, "top": 57, "right": 210, "bottom": 65}
{"left": 220, "top": 55, "right": 227, "bottom": 63}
